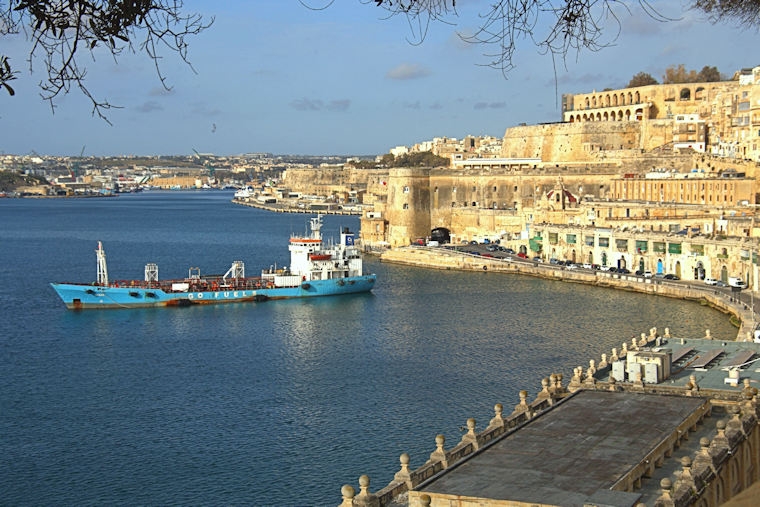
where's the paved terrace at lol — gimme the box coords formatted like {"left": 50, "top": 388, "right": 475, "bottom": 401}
{"left": 418, "top": 391, "right": 706, "bottom": 506}
{"left": 339, "top": 333, "right": 760, "bottom": 507}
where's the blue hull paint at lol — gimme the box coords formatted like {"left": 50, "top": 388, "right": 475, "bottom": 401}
{"left": 51, "top": 275, "right": 376, "bottom": 309}
{"left": 52, "top": 217, "right": 376, "bottom": 310}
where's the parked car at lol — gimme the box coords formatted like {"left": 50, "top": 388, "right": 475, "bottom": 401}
{"left": 704, "top": 277, "right": 718, "bottom": 286}
{"left": 516, "top": 252, "right": 527, "bottom": 259}
{"left": 644, "top": 271, "right": 653, "bottom": 278}
{"left": 533, "top": 256, "right": 543, "bottom": 263}
{"left": 664, "top": 274, "right": 680, "bottom": 280}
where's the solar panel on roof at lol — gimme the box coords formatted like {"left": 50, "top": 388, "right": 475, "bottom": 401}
{"left": 689, "top": 349, "right": 724, "bottom": 369}
{"left": 723, "top": 350, "right": 755, "bottom": 369}
{"left": 671, "top": 347, "right": 694, "bottom": 363}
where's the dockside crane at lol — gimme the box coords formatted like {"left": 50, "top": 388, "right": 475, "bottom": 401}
{"left": 192, "top": 148, "right": 216, "bottom": 181}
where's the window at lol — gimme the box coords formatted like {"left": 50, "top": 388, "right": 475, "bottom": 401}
{"left": 403, "top": 186, "right": 409, "bottom": 193}
{"left": 402, "top": 203, "right": 409, "bottom": 209}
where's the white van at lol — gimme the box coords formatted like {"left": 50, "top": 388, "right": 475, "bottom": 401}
{"left": 704, "top": 277, "right": 718, "bottom": 286}
{"left": 728, "top": 277, "right": 747, "bottom": 288}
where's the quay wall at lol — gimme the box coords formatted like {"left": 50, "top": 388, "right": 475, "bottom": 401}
{"left": 232, "top": 199, "right": 360, "bottom": 215}
{"left": 378, "top": 247, "right": 756, "bottom": 342}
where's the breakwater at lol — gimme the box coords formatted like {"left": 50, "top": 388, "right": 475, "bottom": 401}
{"left": 378, "top": 246, "right": 759, "bottom": 342}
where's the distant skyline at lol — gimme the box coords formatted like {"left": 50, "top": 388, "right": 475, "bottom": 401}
{"left": 1, "top": 1, "right": 758, "bottom": 157}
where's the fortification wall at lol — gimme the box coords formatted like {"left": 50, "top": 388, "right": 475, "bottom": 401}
{"left": 385, "top": 168, "right": 432, "bottom": 246}
{"left": 500, "top": 122, "right": 643, "bottom": 162}
{"left": 281, "top": 167, "right": 386, "bottom": 196}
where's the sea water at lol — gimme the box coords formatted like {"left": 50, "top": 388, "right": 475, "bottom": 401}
{"left": 0, "top": 191, "right": 737, "bottom": 505}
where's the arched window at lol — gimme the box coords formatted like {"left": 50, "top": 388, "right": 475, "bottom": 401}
{"left": 680, "top": 88, "right": 691, "bottom": 101}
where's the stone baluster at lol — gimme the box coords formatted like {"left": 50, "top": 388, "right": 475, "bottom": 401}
{"left": 460, "top": 418, "right": 479, "bottom": 450}
{"left": 633, "top": 371, "right": 644, "bottom": 388}
{"left": 393, "top": 453, "right": 412, "bottom": 489}
{"left": 692, "top": 437, "right": 718, "bottom": 480}
{"left": 598, "top": 353, "right": 608, "bottom": 369}
{"left": 353, "top": 475, "right": 379, "bottom": 507}
{"left": 552, "top": 373, "right": 564, "bottom": 394}
{"left": 536, "top": 377, "right": 552, "bottom": 400}
{"left": 686, "top": 374, "right": 699, "bottom": 396}
{"left": 427, "top": 434, "right": 448, "bottom": 468}
{"left": 548, "top": 373, "right": 559, "bottom": 394}
{"left": 672, "top": 457, "right": 697, "bottom": 504}
{"left": 487, "top": 403, "right": 504, "bottom": 429}
{"left": 631, "top": 337, "right": 639, "bottom": 351}
{"left": 567, "top": 367, "right": 583, "bottom": 392}
{"left": 653, "top": 478, "right": 674, "bottom": 507}
{"left": 584, "top": 366, "right": 597, "bottom": 386}
{"left": 639, "top": 332, "right": 648, "bottom": 347}
{"left": 664, "top": 327, "right": 671, "bottom": 339}
{"left": 338, "top": 484, "right": 355, "bottom": 507}
{"left": 704, "top": 329, "right": 711, "bottom": 340}
{"left": 620, "top": 342, "right": 628, "bottom": 358}
{"left": 709, "top": 420, "right": 730, "bottom": 464}
{"left": 512, "top": 390, "right": 532, "bottom": 418}
{"left": 610, "top": 348, "right": 619, "bottom": 363}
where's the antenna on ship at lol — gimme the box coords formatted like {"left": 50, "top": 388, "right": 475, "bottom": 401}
{"left": 310, "top": 214, "right": 323, "bottom": 240}
{"left": 96, "top": 241, "right": 109, "bottom": 286}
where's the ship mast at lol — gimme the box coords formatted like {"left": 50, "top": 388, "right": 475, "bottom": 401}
{"left": 310, "top": 215, "right": 323, "bottom": 240}
{"left": 96, "top": 241, "right": 109, "bottom": 286}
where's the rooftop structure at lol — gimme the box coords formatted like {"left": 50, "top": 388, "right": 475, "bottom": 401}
{"left": 339, "top": 329, "right": 760, "bottom": 507}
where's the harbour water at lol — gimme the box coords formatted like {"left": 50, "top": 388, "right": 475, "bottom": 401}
{"left": 0, "top": 191, "right": 738, "bottom": 506}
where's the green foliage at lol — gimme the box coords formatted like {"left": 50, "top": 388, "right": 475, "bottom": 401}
{"left": 0, "top": 170, "right": 49, "bottom": 191}
{"left": 627, "top": 72, "right": 658, "bottom": 88}
{"left": 696, "top": 65, "right": 722, "bottom": 82}
{"left": 388, "top": 151, "right": 449, "bottom": 167}
{"left": 663, "top": 64, "right": 723, "bottom": 84}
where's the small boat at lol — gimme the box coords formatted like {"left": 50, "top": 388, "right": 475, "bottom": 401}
{"left": 234, "top": 186, "right": 254, "bottom": 199}
{"left": 51, "top": 215, "right": 376, "bottom": 309}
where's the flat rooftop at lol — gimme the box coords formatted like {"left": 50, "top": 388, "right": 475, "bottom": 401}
{"left": 418, "top": 390, "right": 706, "bottom": 507}
{"left": 659, "top": 337, "right": 760, "bottom": 391}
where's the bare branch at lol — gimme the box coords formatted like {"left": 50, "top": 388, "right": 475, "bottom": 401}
{"left": 1, "top": 0, "right": 212, "bottom": 120}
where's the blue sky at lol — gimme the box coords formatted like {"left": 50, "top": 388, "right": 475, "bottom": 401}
{"left": 1, "top": 0, "right": 758, "bottom": 157}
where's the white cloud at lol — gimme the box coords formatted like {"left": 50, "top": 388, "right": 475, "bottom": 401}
{"left": 386, "top": 63, "right": 432, "bottom": 80}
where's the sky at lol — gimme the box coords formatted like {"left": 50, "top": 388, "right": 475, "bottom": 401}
{"left": 1, "top": 0, "right": 758, "bottom": 157}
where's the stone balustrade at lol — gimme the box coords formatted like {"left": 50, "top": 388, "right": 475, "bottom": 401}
{"left": 338, "top": 327, "right": 760, "bottom": 506}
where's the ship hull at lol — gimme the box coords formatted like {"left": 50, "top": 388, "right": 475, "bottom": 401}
{"left": 51, "top": 275, "right": 376, "bottom": 310}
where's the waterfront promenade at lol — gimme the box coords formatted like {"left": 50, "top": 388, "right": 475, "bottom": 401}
{"left": 377, "top": 245, "right": 760, "bottom": 343}
{"left": 231, "top": 197, "right": 361, "bottom": 215}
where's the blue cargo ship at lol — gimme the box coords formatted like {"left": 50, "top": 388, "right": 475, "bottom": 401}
{"left": 51, "top": 215, "right": 376, "bottom": 309}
